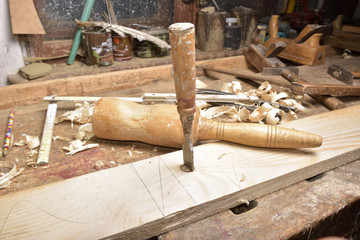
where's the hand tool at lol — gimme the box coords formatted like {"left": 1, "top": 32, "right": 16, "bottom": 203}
{"left": 199, "top": 66, "right": 290, "bottom": 87}
{"left": 243, "top": 43, "right": 346, "bottom": 110}
{"left": 37, "top": 102, "right": 57, "bottom": 165}
{"left": 291, "top": 82, "right": 360, "bottom": 96}
{"left": 327, "top": 64, "right": 360, "bottom": 85}
{"left": 43, "top": 93, "right": 259, "bottom": 104}
{"left": 280, "top": 69, "right": 347, "bottom": 110}
{"left": 93, "top": 98, "right": 323, "bottom": 149}
{"left": 169, "top": 23, "right": 197, "bottom": 172}
{"left": 263, "top": 15, "right": 325, "bottom": 66}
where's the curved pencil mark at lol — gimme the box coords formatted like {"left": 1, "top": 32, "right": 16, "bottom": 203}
{"left": 0, "top": 199, "right": 85, "bottom": 235}
{"left": 129, "top": 164, "right": 165, "bottom": 217}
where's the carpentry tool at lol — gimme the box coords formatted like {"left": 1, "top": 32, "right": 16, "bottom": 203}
{"left": 244, "top": 44, "right": 287, "bottom": 73}
{"left": 243, "top": 40, "right": 346, "bottom": 111}
{"left": 263, "top": 15, "right": 325, "bottom": 66}
{"left": 169, "top": 23, "right": 197, "bottom": 172}
{"left": 199, "top": 66, "right": 290, "bottom": 87}
{"left": 279, "top": 69, "right": 346, "bottom": 110}
{"left": 43, "top": 93, "right": 259, "bottom": 104}
{"left": 327, "top": 64, "right": 360, "bottom": 85}
{"left": 92, "top": 98, "right": 322, "bottom": 149}
{"left": 37, "top": 102, "right": 57, "bottom": 165}
{"left": 291, "top": 82, "right": 360, "bottom": 96}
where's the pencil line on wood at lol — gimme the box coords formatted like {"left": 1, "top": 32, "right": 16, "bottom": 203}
{"left": 129, "top": 164, "right": 165, "bottom": 217}
{"left": 206, "top": 150, "right": 242, "bottom": 189}
{"left": 229, "top": 145, "right": 272, "bottom": 179}
{"left": 157, "top": 157, "right": 165, "bottom": 215}
{"left": 159, "top": 157, "right": 197, "bottom": 205}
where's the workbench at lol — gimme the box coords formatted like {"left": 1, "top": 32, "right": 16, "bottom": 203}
{"left": 0, "top": 54, "right": 359, "bottom": 239}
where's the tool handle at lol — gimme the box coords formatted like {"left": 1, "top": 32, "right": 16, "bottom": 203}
{"left": 92, "top": 98, "right": 199, "bottom": 149}
{"left": 93, "top": 98, "right": 322, "bottom": 149}
{"left": 268, "top": 15, "right": 279, "bottom": 39}
{"left": 198, "top": 118, "right": 322, "bottom": 148}
{"left": 168, "top": 23, "right": 197, "bottom": 115}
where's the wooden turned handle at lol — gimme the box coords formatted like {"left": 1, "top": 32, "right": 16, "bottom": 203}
{"left": 168, "top": 23, "right": 197, "bottom": 115}
{"left": 198, "top": 118, "right": 322, "bottom": 148}
{"left": 92, "top": 98, "right": 199, "bottom": 149}
{"left": 269, "top": 15, "right": 279, "bottom": 39}
{"left": 93, "top": 98, "right": 322, "bottom": 149}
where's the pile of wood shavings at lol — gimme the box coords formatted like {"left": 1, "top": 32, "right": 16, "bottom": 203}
{"left": 201, "top": 81, "right": 310, "bottom": 125}
{"left": 0, "top": 163, "right": 24, "bottom": 189}
{"left": 55, "top": 102, "right": 98, "bottom": 155}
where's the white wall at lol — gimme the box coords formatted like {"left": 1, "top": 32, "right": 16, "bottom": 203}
{"left": 0, "top": 1, "right": 25, "bottom": 86}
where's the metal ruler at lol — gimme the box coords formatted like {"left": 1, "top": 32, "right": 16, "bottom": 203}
{"left": 43, "top": 93, "right": 259, "bottom": 103}
{"left": 37, "top": 102, "right": 57, "bottom": 165}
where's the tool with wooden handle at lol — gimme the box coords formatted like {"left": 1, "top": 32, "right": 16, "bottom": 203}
{"left": 168, "top": 23, "right": 197, "bottom": 172}
{"left": 282, "top": 69, "right": 360, "bottom": 96}
{"left": 281, "top": 69, "right": 347, "bottom": 110}
{"left": 92, "top": 98, "right": 323, "bottom": 149}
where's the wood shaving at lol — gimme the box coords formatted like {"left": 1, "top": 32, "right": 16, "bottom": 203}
{"left": 221, "top": 81, "right": 243, "bottom": 94}
{"left": 74, "top": 123, "right": 94, "bottom": 141}
{"left": 52, "top": 136, "right": 71, "bottom": 142}
{"left": 55, "top": 102, "right": 94, "bottom": 127}
{"left": 94, "top": 160, "right": 105, "bottom": 170}
{"left": 15, "top": 134, "right": 40, "bottom": 150}
{"left": 0, "top": 165, "right": 24, "bottom": 189}
{"left": 127, "top": 150, "right": 133, "bottom": 157}
{"left": 201, "top": 106, "right": 239, "bottom": 122}
{"left": 76, "top": 20, "right": 171, "bottom": 49}
{"left": 65, "top": 143, "right": 99, "bottom": 156}
{"left": 249, "top": 102, "right": 273, "bottom": 123}
{"left": 238, "top": 107, "right": 251, "bottom": 122}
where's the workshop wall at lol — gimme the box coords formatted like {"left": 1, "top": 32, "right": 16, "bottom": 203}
{"left": 0, "top": 1, "right": 24, "bottom": 86}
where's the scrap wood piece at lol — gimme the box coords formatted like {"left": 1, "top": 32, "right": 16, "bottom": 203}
{"left": 8, "top": 0, "right": 45, "bottom": 34}
{"left": 0, "top": 104, "right": 360, "bottom": 239}
{"left": 76, "top": 20, "right": 171, "bottom": 49}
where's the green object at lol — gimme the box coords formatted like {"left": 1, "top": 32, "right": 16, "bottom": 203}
{"left": 67, "top": 0, "right": 96, "bottom": 65}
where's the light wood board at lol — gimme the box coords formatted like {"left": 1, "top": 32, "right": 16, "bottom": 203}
{"left": 8, "top": 0, "right": 45, "bottom": 35}
{"left": 0, "top": 105, "right": 360, "bottom": 239}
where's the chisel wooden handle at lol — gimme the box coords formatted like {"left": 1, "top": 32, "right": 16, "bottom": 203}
{"left": 92, "top": 98, "right": 322, "bottom": 149}
{"left": 168, "top": 23, "right": 197, "bottom": 115}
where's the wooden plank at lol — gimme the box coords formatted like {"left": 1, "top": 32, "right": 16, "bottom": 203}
{"left": 8, "top": 0, "right": 45, "bottom": 35}
{"left": 0, "top": 104, "right": 359, "bottom": 239}
{"left": 0, "top": 56, "right": 248, "bottom": 110}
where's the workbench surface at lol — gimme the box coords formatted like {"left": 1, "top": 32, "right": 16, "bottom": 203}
{"left": 0, "top": 55, "right": 359, "bottom": 239}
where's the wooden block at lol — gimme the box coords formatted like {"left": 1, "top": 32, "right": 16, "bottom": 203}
{"left": 0, "top": 105, "right": 360, "bottom": 239}
{"left": 8, "top": 0, "right": 45, "bottom": 35}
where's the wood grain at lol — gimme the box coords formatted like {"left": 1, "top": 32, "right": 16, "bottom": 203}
{"left": 0, "top": 104, "right": 359, "bottom": 239}
{"left": 8, "top": 0, "right": 45, "bottom": 34}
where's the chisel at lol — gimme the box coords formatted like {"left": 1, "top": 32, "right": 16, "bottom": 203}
{"left": 169, "top": 23, "right": 197, "bottom": 172}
